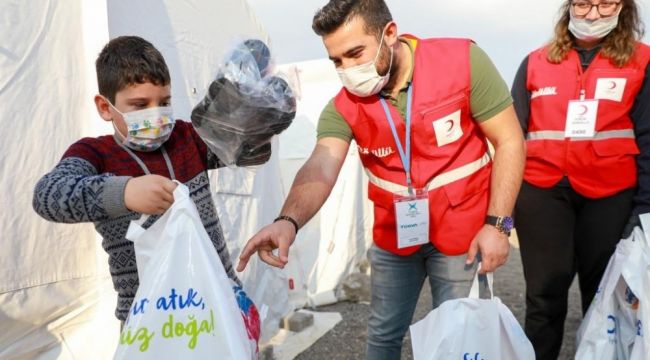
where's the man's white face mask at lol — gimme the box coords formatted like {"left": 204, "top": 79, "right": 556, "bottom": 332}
{"left": 569, "top": 7, "right": 622, "bottom": 42}
{"left": 337, "top": 29, "right": 394, "bottom": 97}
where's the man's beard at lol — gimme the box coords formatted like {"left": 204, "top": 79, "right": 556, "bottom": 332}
{"left": 375, "top": 42, "right": 393, "bottom": 78}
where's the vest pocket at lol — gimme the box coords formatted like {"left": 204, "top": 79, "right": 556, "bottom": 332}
{"left": 419, "top": 92, "right": 469, "bottom": 148}
{"left": 441, "top": 166, "right": 490, "bottom": 207}
{"left": 526, "top": 139, "right": 564, "bottom": 160}
{"left": 591, "top": 139, "right": 640, "bottom": 157}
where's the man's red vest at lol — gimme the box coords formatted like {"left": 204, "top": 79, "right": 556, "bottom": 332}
{"left": 334, "top": 36, "right": 492, "bottom": 256}
{"left": 525, "top": 43, "right": 650, "bottom": 198}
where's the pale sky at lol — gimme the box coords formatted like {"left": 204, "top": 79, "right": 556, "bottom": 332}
{"left": 247, "top": 0, "right": 650, "bottom": 85}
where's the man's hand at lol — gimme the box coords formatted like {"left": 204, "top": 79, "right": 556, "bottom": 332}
{"left": 466, "top": 224, "right": 510, "bottom": 273}
{"left": 236, "top": 137, "right": 349, "bottom": 272}
{"left": 237, "top": 220, "right": 296, "bottom": 272}
{"left": 124, "top": 175, "right": 177, "bottom": 215}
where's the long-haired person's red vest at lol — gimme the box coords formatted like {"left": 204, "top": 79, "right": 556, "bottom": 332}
{"left": 334, "top": 36, "right": 492, "bottom": 256}
{"left": 525, "top": 43, "right": 650, "bottom": 198}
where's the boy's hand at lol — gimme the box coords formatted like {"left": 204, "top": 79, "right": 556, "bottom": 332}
{"left": 124, "top": 175, "right": 177, "bottom": 215}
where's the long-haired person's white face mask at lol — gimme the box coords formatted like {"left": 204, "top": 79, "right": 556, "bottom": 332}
{"left": 569, "top": 7, "right": 622, "bottom": 42}
{"left": 337, "top": 29, "right": 394, "bottom": 97}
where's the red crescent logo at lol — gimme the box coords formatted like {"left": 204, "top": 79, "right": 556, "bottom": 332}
{"left": 578, "top": 105, "right": 589, "bottom": 115}
{"left": 608, "top": 81, "right": 617, "bottom": 90}
{"left": 445, "top": 119, "right": 454, "bottom": 132}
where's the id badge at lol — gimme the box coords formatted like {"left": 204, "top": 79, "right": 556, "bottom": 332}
{"left": 565, "top": 99, "right": 599, "bottom": 138}
{"left": 393, "top": 189, "right": 429, "bottom": 249}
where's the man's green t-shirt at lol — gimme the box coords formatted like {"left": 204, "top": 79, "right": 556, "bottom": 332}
{"left": 317, "top": 40, "right": 512, "bottom": 142}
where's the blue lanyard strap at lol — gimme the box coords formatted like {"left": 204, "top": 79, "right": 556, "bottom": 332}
{"left": 379, "top": 86, "right": 414, "bottom": 195}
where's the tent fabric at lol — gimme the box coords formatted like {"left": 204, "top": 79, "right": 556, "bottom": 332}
{"left": 0, "top": 1, "right": 117, "bottom": 359}
{"left": 0, "top": 2, "right": 374, "bottom": 358}
{"left": 106, "top": 0, "right": 269, "bottom": 121}
{"left": 0, "top": 1, "right": 280, "bottom": 358}
{"left": 0, "top": 279, "right": 120, "bottom": 360}
{"left": 276, "top": 60, "right": 374, "bottom": 308}
{"left": 0, "top": 0, "right": 109, "bottom": 296}
{"left": 211, "top": 162, "right": 292, "bottom": 344}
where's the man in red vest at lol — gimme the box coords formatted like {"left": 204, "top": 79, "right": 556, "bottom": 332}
{"left": 238, "top": 0, "right": 525, "bottom": 358}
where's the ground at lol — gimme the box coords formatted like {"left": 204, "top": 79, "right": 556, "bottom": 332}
{"left": 296, "top": 245, "right": 583, "bottom": 359}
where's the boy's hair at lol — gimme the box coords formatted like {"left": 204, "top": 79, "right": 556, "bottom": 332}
{"left": 95, "top": 36, "right": 170, "bottom": 103}
{"left": 312, "top": 0, "right": 393, "bottom": 40}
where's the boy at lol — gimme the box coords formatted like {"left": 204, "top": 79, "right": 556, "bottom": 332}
{"left": 32, "top": 36, "right": 268, "bottom": 332}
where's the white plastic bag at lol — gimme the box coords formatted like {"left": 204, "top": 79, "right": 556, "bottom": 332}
{"left": 576, "top": 237, "right": 633, "bottom": 359}
{"left": 575, "top": 223, "right": 650, "bottom": 360}
{"left": 113, "top": 183, "right": 256, "bottom": 359}
{"left": 624, "top": 214, "right": 650, "bottom": 359}
{"left": 409, "top": 266, "right": 535, "bottom": 360}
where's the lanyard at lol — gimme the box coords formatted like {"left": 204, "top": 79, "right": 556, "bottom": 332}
{"left": 379, "top": 86, "right": 414, "bottom": 195}
{"left": 115, "top": 138, "right": 177, "bottom": 180}
{"left": 576, "top": 56, "right": 587, "bottom": 101}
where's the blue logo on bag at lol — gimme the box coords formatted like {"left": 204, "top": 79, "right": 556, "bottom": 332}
{"left": 463, "top": 352, "right": 485, "bottom": 360}
{"left": 638, "top": 320, "right": 643, "bottom": 337}
{"left": 624, "top": 286, "right": 640, "bottom": 310}
{"left": 607, "top": 315, "right": 617, "bottom": 334}
{"left": 625, "top": 287, "right": 637, "bottom": 304}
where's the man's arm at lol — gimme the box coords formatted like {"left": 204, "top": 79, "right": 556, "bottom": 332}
{"left": 466, "top": 105, "right": 526, "bottom": 272}
{"left": 237, "top": 136, "right": 350, "bottom": 271}
{"left": 481, "top": 105, "right": 526, "bottom": 217}
{"left": 278, "top": 137, "right": 350, "bottom": 225}
{"left": 464, "top": 44, "right": 526, "bottom": 272}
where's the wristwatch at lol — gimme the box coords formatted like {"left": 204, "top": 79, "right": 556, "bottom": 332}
{"left": 485, "top": 215, "right": 514, "bottom": 236}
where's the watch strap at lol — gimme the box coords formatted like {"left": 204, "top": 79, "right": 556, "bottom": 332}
{"left": 485, "top": 215, "right": 513, "bottom": 236}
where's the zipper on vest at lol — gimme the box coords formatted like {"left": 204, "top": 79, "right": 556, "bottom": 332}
{"left": 419, "top": 93, "right": 466, "bottom": 117}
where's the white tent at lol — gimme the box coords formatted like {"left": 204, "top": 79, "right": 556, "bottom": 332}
{"left": 0, "top": 1, "right": 372, "bottom": 359}
{"left": 1, "top": 2, "right": 121, "bottom": 359}
{"left": 275, "top": 59, "right": 373, "bottom": 309}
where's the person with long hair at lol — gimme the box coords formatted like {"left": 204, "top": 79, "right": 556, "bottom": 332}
{"left": 511, "top": 0, "right": 649, "bottom": 358}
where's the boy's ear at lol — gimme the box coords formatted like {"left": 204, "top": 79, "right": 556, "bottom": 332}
{"left": 94, "top": 95, "right": 113, "bottom": 122}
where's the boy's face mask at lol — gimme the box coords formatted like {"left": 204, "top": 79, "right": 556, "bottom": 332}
{"left": 107, "top": 99, "right": 175, "bottom": 152}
